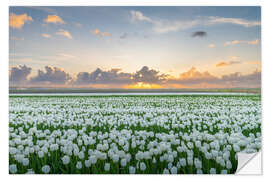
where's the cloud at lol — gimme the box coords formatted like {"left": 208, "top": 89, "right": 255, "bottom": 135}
{"left": 130, "top": 10, "right": 153, "bottom": 23}
{"left": 207, "top": 16, "right": 260, "bottom": 27}
{"left": 216, "top": 62, "right": 228, "bottom": 67}
{"left": 119, "top": 32, "right": 149, "bottom": 40}
{"left": 133, "top": 66, "right": 168, "bottom": 84}
{"left": 191, "top": 31, "right": 207, "bottom": 38}
{"left": 74, "top": 66, "right": 167, "bottom": 85}
{"left": 73, "top": 22, "right": 82, "bottom": 27}
{"left": 168, "top": 67, "right": 260, "bottom": 88}
{"left": 27, "top": 7, "right": 57, "bottom": 14}
{"left": 130, "top": 10, "right": 199, "bottom": 33}
{"left": 42, "top": 33, "right": 51, "bottom": 38}
{"left": 151, "top": 20, "right": 199, "bottom": 34}
{"left": 225, "top": 39, "right": 259, "bottom": 46}
{"left": 10, "top": 36, "right": 24, "bottom": 41}
{"left": 144, "top": 35, "right": 150, "bottom": 39}
{"left": 247, "top": 60, "right": 261, "bottom": 65}
{"left": 220, "top": 69, "right": 261, "bottom": 88}
{"left": 9, "top": 13, "right": 33, "bottom": 29}
{"left": 56, "top": 53, "right": 76, "bottom": 59}
{"left": 169, "top": 67, "right": 218, "bottom": 85}
{"left": 216, "top": 60, "right": 241, "bottom": 67}
{"left": 74, "top": 68, "right": 132, "bottom": 85}
{"left": 155, "top": 21, "right": 200, "bottom": 33}
{"left": 92, "top": 29, "right": 111, "bottom": 38}
{"left": 44, "top": 15, "right": 65, "bottom": 24}
{"left": 208, "top": 44, "right": 215, "bottom": 48}
{"left": 9, "top": 65, "right": 32, "bottom": 85}
{"left": 248, "top": 39, "right": 259, "bottom": 45}
{"left": 120, "top": 33, "right": 128, "bottom": 39}
{"left": 9, "top": 65, "right": 261, "bottom": 88}
{"left": 225, "top": 40, "right": 239, "bottom": 46}
{"left": 30, "top": 66, "right": 71, "bottom": 85}
{"left": 130, "top": 10, "right": 260, "bottom": 34}
{"left": 56, "top": 29, "right": 72, "bottom": 39}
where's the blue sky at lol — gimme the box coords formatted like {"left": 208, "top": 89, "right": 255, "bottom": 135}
{"left": 9, "top": 6, "right": 261, "bottom": 88}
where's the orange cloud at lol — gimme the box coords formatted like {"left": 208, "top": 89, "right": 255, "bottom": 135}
{"left": 178, "top": 67, "right": 215, "bottom": 81}
{"left": 248, "top": 39, "right": 259, "bottom": 45}
{"left": 225, "top": 39, "right": 259, "bottom": 46}
{"left": 167, "top": 67, "right": 260, "bottom": 88}
{"left": 56, "top": 29, "right": 72, "bottom": 39}
{"left": 44, "top": 15, "right": 65, "bottom": 24}
{"left": 216, "top": 62, "right": 229, "bottom": 67}
{"left": 216, "top": 60, "right": 241, "bottom": 67}
{"left": 248, "top": 60, "right": 261, "bottom": 65}
{"left": 208, "top": 44, "right": 215, "bottom": 48}
{"left": 224, "top": 40, "right": 239, "bottom": 46}
{"left": 42, "top": 33, "right": 51, "bottom": 38}
{"left": 9, "top": 13, "right": 33, "bottom": 29}
{"left": 92, "top": 29, "right": 111, "bottom": 38}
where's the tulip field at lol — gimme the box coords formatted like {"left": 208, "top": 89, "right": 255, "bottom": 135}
{"left": 9, "top": 94, "right": 261, "bottom": 174}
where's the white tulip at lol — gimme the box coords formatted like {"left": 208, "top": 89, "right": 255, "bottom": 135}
{"left": 129, "top": 166, "right": 136, "bottom": 174}
{"left": 170, "top": 166, "right": 178, "bottom": 174}
{"left": 41, "top": 165, "right": 50, "bottom": 174}
{"left": 76, "top": 161, "right": 82, "bottom": 169}
{"left": 104, "top": 163, "right": 110, "bottom": 172}
{"left": 9, "top": 164, "right": 17, "bottom": 174}
{"left": 140, "top": 162, "right": 146, "bottom": 171}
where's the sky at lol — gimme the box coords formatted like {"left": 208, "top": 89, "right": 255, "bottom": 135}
{"left": 9, "top": 6, "right": 261, "bottom": 89}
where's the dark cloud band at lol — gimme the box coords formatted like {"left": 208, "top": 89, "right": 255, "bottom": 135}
{"left": 191, "top": 31, "right": 207, "bottom": 38}
{"left": 9, "top": 65, "right": 261, "bottom": 88}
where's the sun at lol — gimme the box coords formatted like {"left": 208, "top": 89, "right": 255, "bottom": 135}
{"left": 124, "top": 82, "right": 162, "bottom": 89}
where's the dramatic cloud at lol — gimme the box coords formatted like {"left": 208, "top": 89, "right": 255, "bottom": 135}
{"left": 74, "top": 66, "right": 167, "bottom": 85}
{"left": 92, "top": 29, "right": 111, "bottom": 38}
{"left": 42, "top": 33, "right": 51, "bottom": 38}
{"left": 56, "top": 29, "right": 72, "bottom": 39}
{"left": 191, "top": 31, "right": 207, "bottom": 38}
{"left": 9, "top": 13, "right": 33, "bottom": 29}
{"left": 208, "top": 44, "right": 215, "bottom": 48}
{"left": 133, "top": 66, "right": 168, "bottom": 84}
{"left": 44, "top": 15, "right": 65, "bottom": 24}
{"left": 220, "top": 69, "right": 261, "bottom": 88}
{"left": 74, "top": 68, "right": 132, "bottom": 85}
{"left": 9, "top": 65, "right": 261, "bottom": 88}
{"left": 30, "top": 66, "right": 71, "bottom": 85}
{"left": 216, "top": 60, "right": 241, "bottom": 67}
{"left": 169, "top": 67, "right": 218, "bottom": 85}
{"left": 130, "top": 10, "right": 260, "bottom": 34}
{"left": 225, "top": 39, "right": 259, "bottom": 46}
{"left": 9, "top": 65, "right": 32, "bottom": 85}
{"left": 168, "top": 67, "right": 260, "bottom": 88}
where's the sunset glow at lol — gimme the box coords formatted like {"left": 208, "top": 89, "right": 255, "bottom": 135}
{"left": 9, "top": 6, "right": 261, "bottom": 89}
{"left": 124, "top": 82, "right": 163, "bottom": 89}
